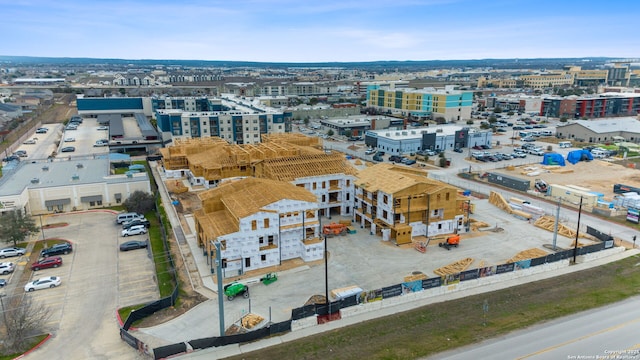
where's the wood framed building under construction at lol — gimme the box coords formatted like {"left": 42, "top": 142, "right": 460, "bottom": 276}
{"left": 194, "top": 177, "right": 323, "bottom": 278}
{"left": 354, "top": 163, "right": 468, "bottom": 244}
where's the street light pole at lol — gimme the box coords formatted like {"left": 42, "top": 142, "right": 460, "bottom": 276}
{"left": 573, "top": 197, "right": 583, "bottom": 264}
{"left": 211, "top": 240, "right": 225, "bottom": 336}
{"left": 39, "top": 214, "right": 46, "bottom": 240}
{"left": 324, "top": 235, "right": 329, "bottom": 313}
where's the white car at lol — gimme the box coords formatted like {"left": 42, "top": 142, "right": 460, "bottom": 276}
{"left": 122, "top": 225, "right": 147, "bottom": 237}
{"left": 97, "top": 126, "right": 109, "bottom": 130}
{"left": 24, "top": 276, "right": 62, "bottom": 292}
{"left": 64, "top": 137, "right": 76, "bottom": 142}
{"left": 23, "top": 138, "right": 37, "bottom": 144}
{"left": 0, "top": 262, "right": 15, "bottom": 275}
{"left": 0, "top": 247, "right": 26, "bottom": 258}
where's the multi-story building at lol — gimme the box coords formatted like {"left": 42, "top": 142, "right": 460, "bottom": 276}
{"left": 541, "top": 93, "right": 640, "bottom": 119}
{"left": 366, "top": 86, "right": 473, "bottom": 122}
{"left": 194, "top": 177, "right": 323, "bottom": 278}
{"left": 354, "top": 163, "right": 467, "bottom": 244}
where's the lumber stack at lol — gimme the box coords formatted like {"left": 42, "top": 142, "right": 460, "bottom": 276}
{"left": 534, "top": 215, "right": 580, "bottom": 238}
{"left": 241, "top": 313, "right": 264, "bottom": 329}
{"left": 506, "top": 248, "right": 548, "bottom": 263}
{"left": 434, "top": 257, "right": 474, "bottom": 276}
{"left": 489, "top": 191, "right": 512, "bottom": 214}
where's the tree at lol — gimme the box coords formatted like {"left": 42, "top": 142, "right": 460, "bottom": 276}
{"left": 327, "top": 129, "right": 334, "bottom": 136}
{"left": 2, "top": 295, "right": 52, "bottom": 353}
{"left": 493, "top": 107, "right": 503, "bottom": 114}
{"left": 118, "top": 88, "right": 126, "bottom": 96}
{"left": 303, "top": 118, "right": 310, "bottom": 126}
{"left": 343, "top": 129, "right": 353, "bottom": 138}
{"left": 488, "top": 116, "right": 498, "bottom": 124}
{"left": 0, "top": 210, "right": 39, "bottom": 246}
{"left": 560, "top": 116, "right": 569, "bottom": 123}
{"left": 123, "top": 191, "right": 155, "bottom": 215}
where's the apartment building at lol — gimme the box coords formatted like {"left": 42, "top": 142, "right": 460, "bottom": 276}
{"left": 194, "top": 177, "right": 323, "bottom": 278}
{"left": 366, "top": 86, "right": 473, "bottom": 122}
{"left": 354, "top": 164, "right": 467, "bottom": 244}
{"left": 541, "top": 93, "right": 640, "bottom": 118}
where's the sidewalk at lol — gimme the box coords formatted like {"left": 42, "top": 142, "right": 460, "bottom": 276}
{"left": 178, "top": 248, "right": 640, "bottom": 359}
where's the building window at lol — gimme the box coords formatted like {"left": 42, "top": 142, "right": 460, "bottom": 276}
{"left": 245, "top": 258, "right": 251, "bottom": 268}
{"left": 261, "top": 254, "right": 266, "bottom": 261}
{"left": 264, "top": 218, "right": 269, "bottom": 228}
{"left": 268, "top": 235, "right": 274, "bottom": 246}
{"left": 251, "top": 220, "right": 257, "bottom": 230}
{"left": 259, "top": 236, "right": 265, "bottom": 245}
{"left": 446, "top": 192, "right": 450, "bottom": 201}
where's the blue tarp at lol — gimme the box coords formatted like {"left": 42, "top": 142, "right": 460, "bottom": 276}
{"left": 541, "top": 153, "right": 565, "bottom": 166}
{"left": 566, "top": 149, "right": 593, "bottom": 164}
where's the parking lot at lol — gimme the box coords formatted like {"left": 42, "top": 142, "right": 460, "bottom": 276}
{"left": 14, "top": 211, "right": 159, "bottom": 359}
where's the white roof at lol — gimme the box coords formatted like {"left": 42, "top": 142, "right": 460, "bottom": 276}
{"left": 561, "top": 117, "right": 640, "bottom": 134}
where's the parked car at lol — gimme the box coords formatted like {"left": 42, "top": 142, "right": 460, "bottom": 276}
{"left": 94, "top": 140, "right": 108, "bottom": 147}
{"left": 116, "top": 212, "right": 144, "bottom": 224}
{"left": 122, "top": 225, "right": 148, "bottom": 237}
{"left": 0, "top": 247, "right": 26, "bottom": 258}
{"left": 453, "top": 148, "right": 464, "bottom": 153}
{"left": 122, "top": 218, "right": 150, "bottom": 229}
{"left": 14, "top": 150, "right": 27, "bottom": 157}
{"left": 0, "top": 262, "right": 15, "bottom": 275}
{"left": 64, "top": 137, "right": 76, "bottom": 142}
{"left": 24, "top": 276, "right": 61, "bottom": 292}
{"left": 365, "top": 148, "right": 376, "bottom": 155}
{"left": 377, "top": 151, "right": 385, "bottom": 156}
{"left": 3, "top": 155, "right": 20, "bottom": 162}
{"left": 36, "top": 127, "right": 48, "bottom": 134}
{"left": 404, "top": 159, "right": 417, "bottom": 165}
{"left": 41, "top": 243, "right": 73, "bottom": 257}
{"left": 23, "top": 138, "right": 37, "bottom": 144}
{"left": 66, "top": 124, "right": 78, "bottom": 130}
{"left": 97, "top": 126, "right": 109, "bottom": 131}
{"left": 0, "top": 279, "right": 5, "bottom": 287}
{"left": 119, "top": 240, "right": 148, "bottom": 251}
{"left": 60, "top": 146, "right": 76, "bottom": 152}
{"left": 31, "top": 256, "right": 63, "bottom": 271}
{"left": 512, "top": 152, "right": 527, "bottom": 158}
{"left": 388, "top": 155, "right": 400, "bottom": 162}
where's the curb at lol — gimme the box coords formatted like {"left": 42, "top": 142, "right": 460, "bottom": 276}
{"left": 116, "top": 309, "right": 138, "bottom": 331}
{"left": 13, "top": 333, "right": 51, "bottom": 360}
{"left": 48, "top": 209, "right": 120, "bottom": 218}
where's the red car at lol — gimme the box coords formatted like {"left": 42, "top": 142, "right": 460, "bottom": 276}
{"left": 31, "top": 256, "right": 62, "bottom": 271}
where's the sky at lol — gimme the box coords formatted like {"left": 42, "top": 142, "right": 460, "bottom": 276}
{"left": 1, "top": 0, "right": 639, "bottom": 63}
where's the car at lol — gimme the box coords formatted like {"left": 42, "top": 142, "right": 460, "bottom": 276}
{"left": 388, "top": 155, "right": 400, "bottom": 162}
{"left": 120, "top": 240, "right": 148, "bottom": 251}
{"left": 60, "top": 146, "right": 75, "bottom": 152}
{"left": 0, "top": 247, "right": 26, "bottom": 258}
{"left": 97, "top": 126, "right": 109, "bottom": 131}
{"left": 122, "top": 218, "right": 150, "bottom": 229}
{"left": 41, "top": 243, "right": 73, "bottom": 257}
{"left": 122, "top": 225, "right": 147, "bottom": 237}
{"left": 453, "top": 148, "right": 464, "bottom": 153}
{"left": 64, "top": 137, "right": 75, "bottom": 142}
{"left": 0, "top": 279, "right": 5, "bottom": 287}
{"left": 36, "top": 127, "right": 48, "bottom": 134}
{"left": 365, "top": 149, "right": 376, "bottom": 155}
{"left": 24, "top": 276, "right": 61, "bottom": 292}
{"left": 94, "top": 141, "right": 108, "bottom": 147}
{"left": 512, "top": 152, "right": 527, "bottom": 158}
{"left": 23, "top": 138, "right": 37, "bottom": 144}
{"left": 513, "top": 126, "right": 525, "bottom": 130}
{"left": 404, "top": 159, "right": 417, "bottom": 165}
{"left": 66, "top": 124, "right": 78, "bottom": 130}
{"left": 522, "top": 137, "right": 535, "bottom": 142}
{"left": 3, "top": 155, "right": 20, "bottom": 162}
{"left": 31, "top": 256, "right": 63, "bottom": 271}
{"left": 14, "top": 150, "right": 27, "bottom": 157}
{"left": 377, "top": 151, "right": 385, "bottom": 156}
{"left": 372, "top": 155, "right": 383, "bottom": 162}
{"left": 0, "top": 262, "right": 15, "bottom": 275}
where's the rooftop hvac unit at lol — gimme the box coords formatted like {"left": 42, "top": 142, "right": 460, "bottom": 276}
{"left": 76, "top": 163, "right": 83, "bottom": 169}
{"left": 31, "top": 178, "right": 39, "bottom": 184}
{"left": 42, "top": 166, "right": 49, "bottom": 171}
{"left": 72, "top": 174, "right": 79, "bottom": 181}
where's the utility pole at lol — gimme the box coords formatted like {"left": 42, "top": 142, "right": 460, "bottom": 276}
{"left": 552, "top": 197, "right": 560, "bottom": 250}
{"left": 573, "top": 197, "right": 583, "bottom": 264}
{"left": 212, "top": 241, "right": 225, "bottom": 336}
{"left": 324, "top": 235, "right": 329, "bottom": 313}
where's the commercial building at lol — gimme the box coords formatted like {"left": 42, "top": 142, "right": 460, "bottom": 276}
{"left": 0, "top": 158, "right": 151, "bottom": 215}
{"left": 364, "top": 125, "right": 492, "bottom": 154}
{"left": 366, "top": 86, "right": 473, "bottom": 122}
{"left": 194, "top": 177, "right": 323, "bottom": 278}
{"left": 555, "top": 117, "right": 640, "bottom": 143}
{"left": 354, "top": 163, "right": 468, "bottom": 244}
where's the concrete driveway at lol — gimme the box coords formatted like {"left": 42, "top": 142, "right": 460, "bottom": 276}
{"left": 22, "top": 211, "right": 159, "bottom": 360}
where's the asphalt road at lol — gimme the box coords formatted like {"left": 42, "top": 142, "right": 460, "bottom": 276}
{"left": 431, "top": 296, "right": 640, "bottom": 360}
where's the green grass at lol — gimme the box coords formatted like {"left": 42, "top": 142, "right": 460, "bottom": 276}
{"left": 146, "top": 212, "right": 175, "bottom": 298}
{"left": 117, "top": 303, "right": 147, "bottom": 326}
{"left": 0, "top": 334, "right": 49, "bottom": 360}
{"left": 225, "top": 254, "right": 640, "bottom": 360}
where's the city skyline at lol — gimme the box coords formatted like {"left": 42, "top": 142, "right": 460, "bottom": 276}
{"left": 2, "top": 0, "right": 639, "bottom": 63}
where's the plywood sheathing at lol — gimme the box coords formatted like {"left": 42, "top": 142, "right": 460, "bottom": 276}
{"left": 506, "top": 248, "right": 548, "bottom": 263}
{"left": 195, "top": 177, "right": 317, "bottom": 239}
{"left": 241, "top": 314, "right": 264, "bottom": 329}
{"left": 434, "top": 257, "right": 474, "bottom": 276}
{"left": 254, "top": 153, "right": 357, "bottom": 182}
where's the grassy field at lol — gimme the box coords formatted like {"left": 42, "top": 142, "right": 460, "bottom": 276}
{"left": 225, "top": 253, "right": 640, "bottom": 360}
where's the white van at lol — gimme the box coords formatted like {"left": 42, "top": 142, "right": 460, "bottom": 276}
{"left": 558, "top": 141, "right": 572, "bottom": 148}
{"left": 116, "top": 212, "right": 143, "bottom": 224}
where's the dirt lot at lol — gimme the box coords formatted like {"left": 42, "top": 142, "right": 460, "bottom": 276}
{"left": 491, "top": 159, "right": 640, "bottom": 201}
